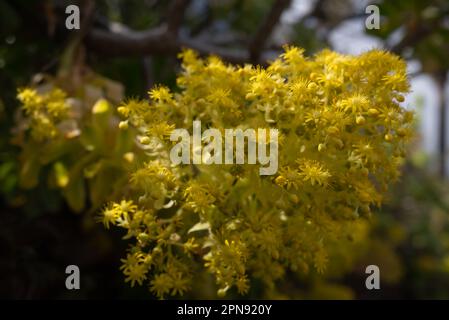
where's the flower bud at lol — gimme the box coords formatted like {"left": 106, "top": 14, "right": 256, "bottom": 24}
{"left": 356, "top": 115, "right": 366, "bottom": 125}
{"left": 140, "top": 136, "right": 151, "bottom": 145}
{"left": 119, "top": 121, "right": 129, "bottom": 130}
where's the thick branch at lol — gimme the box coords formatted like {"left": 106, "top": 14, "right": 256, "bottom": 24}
{"left": 166, "top": 0, "right": 191, "bottom": 36}
{"left": 86, "top": 21, "right": 278, "bottom": 64}
{"left": 86, "top": 25, "right": 261, "bottom": 64}
{"left": 249, "top": 0, "right": 292, "bottom": 62}
{"left": 86, "top": 26, "right": 174, "bottom": 56}
{"left": 179, "top": 36, "right": 250, "bottom": 64}
{"left": 85, "top": 0, "right": 283, "bottom": 65}
{"left": 86, "top": 0, "right": 190, "bottom": 56}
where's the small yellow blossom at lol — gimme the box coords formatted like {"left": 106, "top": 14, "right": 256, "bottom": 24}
{"left": 149, "top": 85, "right": 173, "bottom": 103}
{"left": 297, "top": 159, "right": 331, "bottom": 187}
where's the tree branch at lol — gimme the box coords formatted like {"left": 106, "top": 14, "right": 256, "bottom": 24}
{"left": 249, "top": 0, "right": 292, "bottom": 62}
{"left": 86, "top": 24, "right": 258, "bottom": 64}
{"left": 179, "top": 36, "right": 250, "bottom": 64}
{"left": 85, "top": 0, "right": 281, "bottom": 65}
{"left": 86, "top": 25, "right": 174, "bottom": 56}
{"left": 166, "top": 0, "right": 191, "bottom": 36}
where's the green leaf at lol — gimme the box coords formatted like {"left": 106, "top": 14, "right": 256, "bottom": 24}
{"left": 19, "top": 154, "right": 41, "bottom": 189}
{"left": 89, "top": 164, "right": 122, "bottom": 208}
{"left": 53, "top": 161, "right": 69, "bottom": 188}
{"left": 63, "top": 176, "right": 85, "bottom": 213}
{"left": 188, "top": 221, "right": 210, "bottom": 234}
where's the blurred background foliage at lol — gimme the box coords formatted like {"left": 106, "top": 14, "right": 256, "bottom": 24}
{"left": 1, "top": 0, "right": 449, "bottom": 299}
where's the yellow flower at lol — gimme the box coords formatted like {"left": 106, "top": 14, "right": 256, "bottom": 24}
{"left": 236, "top": 275, "right": 250, "bottom": 295}
{"left": 124, "top": 263, "right": 148, "bottom": 287}
{"left": 314, "top": 250, "right": 329, "bottom": 274}
{"left": 17, "top": 88, "right": 43, "bottom": 109}
{"left": 119, "top": 98, "right": 148, "bottom": 117}
{"left": 281, "top": 45, "right": 305, "bottom": 65}
{"left": 146, "top": 122, "right": 175, "bottom": 139}
{"left": 149, "top": 85, "right": 173, "bottom": 103}
{"left": 150, "top": 273, "right": 173, "bottom": 299}
{"left": 339, "top": 94, "right": 370, "bottom": 113}
{"left": 114, "top": 199, "right": 137, "bottom": 215}
{"left": 102, "top": 207, "right": 118, "bottom": 229}
{"left": 277, "top": 166, "right": 302, "bottom": 190}
{"left": 17, "top": 87, "right": 69, "bottom": 141}
{"left": 297, "top": 159, "right": 331, "bottom": 187}
{"left": 184, "top": 182, "right": 216, "bottom": 213}
{"left": 169, "top": 273, "right": 190, "bottom": 296}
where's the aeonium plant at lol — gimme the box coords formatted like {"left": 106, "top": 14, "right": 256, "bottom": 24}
{"left": 102, "top": 46, "right": 414, "bottom": 298}
{"left": 14, "top": 73, "right": 141, "bottom": 213}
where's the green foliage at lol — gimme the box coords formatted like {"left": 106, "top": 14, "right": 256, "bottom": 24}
{"left": 375, "top": 164, "right": 449, "bottom": 298}
{"left": 14, "top": 74, "right": 144, "bottom": 213}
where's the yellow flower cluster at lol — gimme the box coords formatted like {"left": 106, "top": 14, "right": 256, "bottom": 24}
{"left": 103, "top": 46, "right": 413, "bottom": 298}
{"left": 17, "top": 87, "right": 69, "bottom": 141}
